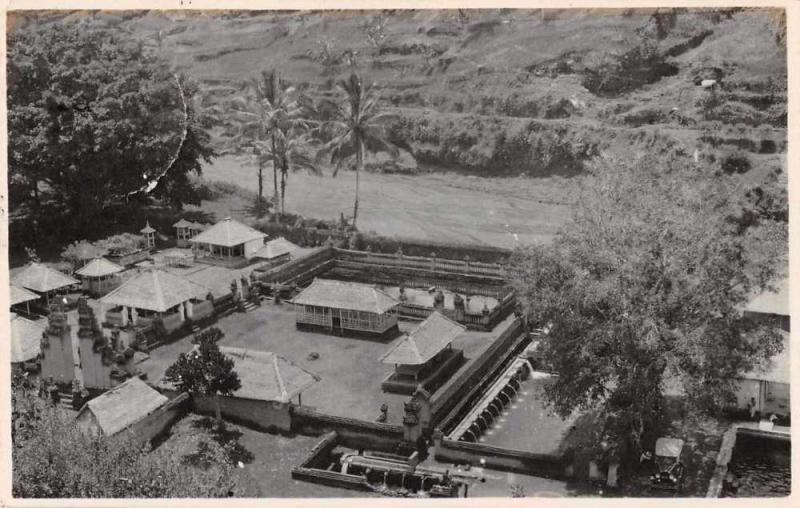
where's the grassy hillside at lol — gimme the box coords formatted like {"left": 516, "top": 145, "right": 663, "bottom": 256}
{"left": 16, "top": 8, "right": 786, "bottom": 179}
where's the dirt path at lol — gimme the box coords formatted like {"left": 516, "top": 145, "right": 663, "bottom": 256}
{"left": 202, "top": 156, "right": 574, "bottom": 248}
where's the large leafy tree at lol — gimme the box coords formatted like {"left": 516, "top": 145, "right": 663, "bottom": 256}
{"left": 7, "top": 15, "right": 214, "bottom": 231}
{"left": 12, "top": 373, "right": 234, "bottom": 498}
{"left": 510, "top": 153, "right": 786, "bottom": 460}
{"left": 316, "top": 73, "right": 407, "bottom": 229}
{"left": 164, "top": 329, "right": 241, "bottom": 428}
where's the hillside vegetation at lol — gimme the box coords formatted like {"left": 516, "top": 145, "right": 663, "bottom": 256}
{"left": 16, "top": 9, "right": 786, "bottom": 179}
{"left": 88, "top": 8, "right": 788, "bottom": 179}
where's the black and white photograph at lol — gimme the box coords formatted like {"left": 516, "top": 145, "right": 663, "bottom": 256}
{"left": 4, "top": 5, "right": 792, "bottom": 500}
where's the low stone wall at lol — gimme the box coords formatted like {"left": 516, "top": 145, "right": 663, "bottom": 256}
{"left": 252, "top": 246, "right": 336, "bottom": 285}
{"left": 194, "top": 394, "right": 292, "bottom": 433}
{"left": 434, "top": 435, "right": 568, "bottom": 480}
{"left": 157, "top": 388, "right": 292, "bottom": 433}
{"left": 107, "top": 248, "right": 152, "bottom": 267}
{"left": 291, "top": 406, "right": 405, "bottom": 453}
{"left": 291, "top": 467, "right": 372, "bottom": 492}
{"left": 298, "top": 431, "right": 340, "bottom": 468}
{"left": 706, "top": 424, "right": 792, "bottom": 497}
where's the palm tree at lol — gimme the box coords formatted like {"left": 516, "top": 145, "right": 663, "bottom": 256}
{"left": 316, "top": 73, "right": 407, "bottom": 229}
{"left": 221, "top": 70, "right": 308, "bottom": 215}
{"left": 248, "top": 127, "right": 320, "bottom": 216}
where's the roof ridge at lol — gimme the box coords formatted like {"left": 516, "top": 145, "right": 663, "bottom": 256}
{"left": 272, "top": 354, "right": 288, "bottom": 402}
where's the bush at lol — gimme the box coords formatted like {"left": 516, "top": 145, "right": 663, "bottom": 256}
{"left": 582, "top": 41, "right": 678, "bottom": 96}
{"left": 720, "top": 152, "right": 752, "bottom": 174}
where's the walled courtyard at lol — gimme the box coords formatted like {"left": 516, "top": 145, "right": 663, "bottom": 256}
{"left": 139, "top": 303, "right": 508, "bottom": 424}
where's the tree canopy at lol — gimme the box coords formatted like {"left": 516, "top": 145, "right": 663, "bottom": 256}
{"left": 164, "top": 329, "right": 241, "bottom": 425}
{"left": 7, "top": 15, "right": 214, "bottom": 230}
{"left": 510, "top": 153, "right": 786, "bottom": 458}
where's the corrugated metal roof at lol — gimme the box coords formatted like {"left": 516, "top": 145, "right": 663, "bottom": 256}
{"left": 10, "top": 313, "right": 45, "bottom": 363}
{"left": 215, "top": 347, "right": 319, "bottom": 403}
{"left": 12, "top": 263, "right": 80, "bottom": 293}
{"left": 75, "top": 257, "right": 124, "bottom": 278}
{"left": 746, "top": 278, "right": 789, "bottom": 316}
{"left": 100, "top": 269, "right": 210, "bottom": 313}
{"left": 379, "top": 312, "right": 465, "bottom": 365}
{"left": 10, "top": 285, "right": 40, "bottom": 306}
{"left": 189, "top": 217, "right": 266, "bottom": 247}
{"left": 80, "top": 377, "right": 168, "bottom": 436}
{"left": 252, "top": 237, "right": 299, "bottom": 260}
{"left": 292, "top": 279, "right": 398, "bottom": 314}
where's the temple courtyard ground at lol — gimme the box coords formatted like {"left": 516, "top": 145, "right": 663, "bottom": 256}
{"left": 139, "top": 304, "right": 510, "bottom": 424}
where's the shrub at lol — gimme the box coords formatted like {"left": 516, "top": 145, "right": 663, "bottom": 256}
{"left": 582, "top": 41, "right": 678, "bottom": 96}
{"left": 720, "top": 151, "right": 752, "bottom": 174}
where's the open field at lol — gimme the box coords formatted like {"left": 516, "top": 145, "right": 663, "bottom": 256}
{"left": 140, "top": 304, "right": 505, "bottom": 423}
{"left": 200, "top": 155, "right": 574, "bottom": 248}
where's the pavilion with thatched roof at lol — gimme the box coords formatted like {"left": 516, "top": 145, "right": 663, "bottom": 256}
{"left": 216, "top": 347, "right": 320, "bottom": 405}
{"left": 99, "top": 269, "right": 213, "bottom": 332}
{"left": 11, "top": 262, "right": 80, "bottom": 306}
{"left": 10, "top": 285, "right": 40, "bottom": 314}
{"left": 11, "top": 313, "right": 46, "bottom": 367}
{"left": 75, "top": 257, "right": 125, "bottom": 297}
{"left": 189, "top": 217, "right": 266, "bottom": 266}
{"left": 379, "top": 312, "right": 466, "bottom": 394}
{"left": 252, "top": 237, "right": 299, "bottom": 266}
{"left": 173, "top": 219, "right": 208, "bottom": 247}
{"left": 293, "top": 278, "right": 399, "bottom": 337}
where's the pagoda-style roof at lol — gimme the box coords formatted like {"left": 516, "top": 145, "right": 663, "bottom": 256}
{"left": 379, "top": 312, "right": 465, "bottom": 365}
{"left": 78, "top": 377, "right": 168, "bottom": 437}
{"left": 11, "top": 263, "right": 79, "bottom": 293}
{"left": 75, "top": 257, "right": 124, "bottom": 278}
{"left": 746, "top": 278, "right": 789, "bottom": 317}
{"left": 189, "top": 217, "right": 266, "bottom": 247}
{"left": 253, "top": 237, "right": 300, "bottom": 260}
{"left": 293, "top": 279, "right": 398, "bottom": 314}
{"left": 140, "top": 222, "right": 156, "bottom": 234}
{"left": 10, "top": 285, "right": 40, "bottom": 306}
{"left": 100, "top": 269, "right": 209, "bottom": 313}
{"left": 10, "top": 313, "right": 46, "bottom": 363}
{"left": 172, "top": 218, "right": 193, "bottom": 229}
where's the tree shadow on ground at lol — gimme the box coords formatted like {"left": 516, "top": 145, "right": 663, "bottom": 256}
{"left": 190, "top": 416, "right": 255, "bottom": 465}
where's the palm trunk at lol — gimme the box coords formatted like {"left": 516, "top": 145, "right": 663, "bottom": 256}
{"left": 257, "top": 163, "right": 264, "bottom": 204}
{"left": 271, "top": 133, "right": 280, "bottom": 216}
{"left": 280, "top": 163, "right": 288, "bottom": 216}
{"left": 353, "top": 141, "right": 363, "bottom": 230}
